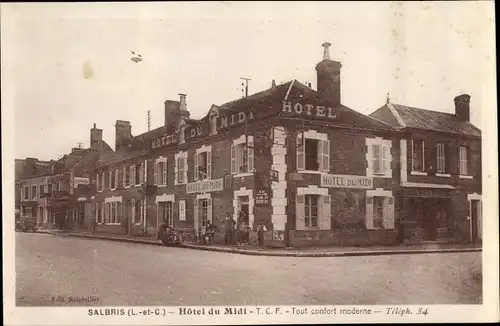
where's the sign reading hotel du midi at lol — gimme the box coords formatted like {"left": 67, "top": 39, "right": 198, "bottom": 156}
{"left": 186, "top": 178, "right": 224, "bottom": 194}
{"left": 321, "top": 174, "right": 373, "bottom": 189}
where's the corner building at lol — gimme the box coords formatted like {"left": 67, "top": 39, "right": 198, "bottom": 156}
{"left": 145, "top": 44, "right": 401, "bottom": 247}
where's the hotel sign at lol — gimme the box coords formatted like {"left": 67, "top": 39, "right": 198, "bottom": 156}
{"left": 186, "top": 178, "right": 224, "bottom": 194}
{"left": 321, "top": 174, "right": 373, "bottom": 189}
{"left": 282, "top": 101, "right": 339, "bottom": 119}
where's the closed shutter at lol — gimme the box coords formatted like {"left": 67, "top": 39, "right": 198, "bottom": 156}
{"left": 101, "top": 173, "right": 105, "bottom": 190}
{"left": 105, "top": 203, "right": 110, "bottom": 224}
{"left": 366, "top": 142, "right": 373, "bottom": 177}
{"left": 373, "top": 145, "right": 381, "bottom": 174}
{"left": 296, "top": 194, "right": 305, "bottom": 230}
{"left": 231, "top": 145, "right": 236, "bottom": 174}
{"left": 109, "top": 171, "right": 112, "bottom": 188}
{"left": 385, "top": 197, "right": 395, "bottom": 229}
{"left": 248, "top": 137, "right": 254, "bottom": 172}
{"left": 194, "top": 152, "right": 199, "bottom": 180}
{"left": 162, "top": 158, "right": 167, "bottom": 186}
{"left": 207, "top": 151, "right": 212, "bottom": 179}
{"left": 183, "top": 156, "right": 188, "bottom": 182}
{"left": 207, "top": 198, "right": 213, "bottom": 223}
{"left": 320, "top": 194, "right": 331, "bottom": 230}
{"left": 154, "top": 161, "right": 158, "bottom": 185}
{"left": 383, "top": 142, "right": 391, "bottom": 175}
{"left": 297, "top": 135, "right": 305, "bottom": 171}
{"left": 193, "top": 199, "right": 199, "bottom": 236}
{"left": 131, "top": 165, "right": 136, "bottom": 185}
{"left": 322, "top": 139, "right": 330, "bottom": 172}
{"left": 365, "top": 196, "right": 374, "bottom": 229}
{"left": 96, "top": 174, "right": 100, "bottom": 191}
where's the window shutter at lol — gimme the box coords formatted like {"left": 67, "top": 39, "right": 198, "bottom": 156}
{"left": 122, "top": 166, "right": 126, "bottom": 186}
{"left": 317, "top": 139, "right": 323, "bottom": 170}
{"left": 193, "top": 199, "right": 199, "bottom": 236}
{"left": 365, "top": 196, "right": 374, "bottom": 229}
{"left": 296, "top": 194, "right": 305, "bottom": 230}
{"left": 154, "top": 161, "right": 158, "bottom": 185}
{"left": 373, "top": 145, "right": 381, "bottom": 174}
{"left": 207, "top": 151, "right": 212, "bottom": 179}
{"left": 207, "top": 198, "right": 213, "bottom": 223}
{"left": 247, "top": 137, "right": 254, "bottom": 173}
{"left": 320, "top": 195, "right": 331, "bottom": 230}
{"left": 384, "top": 197, "right": 395, "bottom": 229}
{"left": 96, "top": 174, "right": 100, "bottom": 191}
{"left": 194, "top": 153, "right": 199, "bottom": 181}
{"left": 467, "top": 147, "right": 472, "bottom": 176}
{"left": 105, "top": 203, "right": 110, "bottom": 224}
{"left": 382, "top": 144, "right": 391, "bottom": 175}
{"left": 296, "top": 135, "right": 305, "bottom": 171}
{"left": 109, "top": 171, "right": 112, "bottom": 188}
{"left": 131, "top": 165, "right": 136, "bottom": 185}
{"left": 163, "top": 158, "right": 168, "bottom": 185}
{"left": 231, "top": 145, "right": 236, "bottom": 174}
{"left": 140, "top": 162, "right": 144, "bottom": 184}
{"left": 323, "top": 139, "right": 330, "bottom": 172}
{"left": 184, "top": 157, "right": 188, "bottom": 182}
{"left": 366, "top": 142, "right": 373, "bottom": 177}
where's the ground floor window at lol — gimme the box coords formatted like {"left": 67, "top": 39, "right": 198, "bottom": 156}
{"left": 96, "top": 203, "right": 104, "bottom": 224}
{"left": 199, "top": 199, "right": 209, "bottom": 227}
{"left": 304, "top": 195, "right": 319, "bottom": 228}
{"left": 134, "top": 199, "right": 143, "bottom": 225}
{"left": 160, "top": 201, "right": 173, "bottom": 227}
{"left": 373, "top": 197, "right": 385, "bottom": 229}
{"left": 105, "top": 202, "right": 122, "bottom": 224}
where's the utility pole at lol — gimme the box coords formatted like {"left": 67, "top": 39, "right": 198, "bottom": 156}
{"left": 147, "top": 110, "right": 151, "bottom": 131}
{"left": 240, "top": 77, "right": 251, "bottom": 98}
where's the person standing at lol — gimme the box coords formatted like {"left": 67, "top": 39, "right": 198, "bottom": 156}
{"left": 223, "top": 213, "right": 233, "bottom": 245}
{"left": 257, "top": 223, "right": 265, "bottom": 247}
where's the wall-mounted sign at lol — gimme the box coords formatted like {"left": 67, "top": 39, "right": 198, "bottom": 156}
{"left": 186, "top": 178, "right": 224, "bottom": 194}
{"left": 321, "top": 174, "right": 373, "bottom": 189}
{"left": 179, "top": 200, "right": 186, "bottom": 221}
{"left": 151, "top": 123, "right": 208, "bottom": 150}
{"left": 218, "top": 110, "right": 255, "bottom": 129}
{"left": 282, "top": 101, "right": 339, "bottom": 119}
{"left": 73, "top": 177, "right": 90, "bottom": 188}
{"left": 255, "top": 189, "right": 270, "bottom": 206}
{"left": 152, "top": 133, "right": 179, "bottom": 150}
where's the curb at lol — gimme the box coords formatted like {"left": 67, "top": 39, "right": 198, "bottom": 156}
{"left": 42, "top": 231, "right": 482, "bottom": 257}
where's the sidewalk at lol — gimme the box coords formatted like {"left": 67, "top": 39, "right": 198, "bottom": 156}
{"left": 37, "top": 229, "right": 482, "bottom": 257}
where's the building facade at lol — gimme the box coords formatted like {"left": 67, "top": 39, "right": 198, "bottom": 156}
{"left": 370, "top": 94, "right": 482, "bottom": 244}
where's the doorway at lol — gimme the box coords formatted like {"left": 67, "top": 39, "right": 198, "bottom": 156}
{"left": 470, "top": 200, "right": 481, "bottom": 242}
{"left": 237, "top": 196, "right": 249, "bottom": 224}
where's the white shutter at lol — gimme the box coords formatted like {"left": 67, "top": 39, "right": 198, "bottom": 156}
{"left": 321, "top": 195, "right": 331, "bottom": 230}
{"left": 162, "top": 158, "right": 167, "bottom": 186}
{"left": 248, "top": 137, "right": 254, "bottom": 172}
{"left": 109, "top": 171, "right": 112, "bottom": 188}
{"left": 154, "top": 161, "right": 158, "bottom": 186}
{"left": 131, "top": 165, "right": 136, "bottom": 186}
{"left": 366, "top": 143, "right": 373, "bottom": 177}
{"left": 373, "top": 145, "right": 381, "bottom": 174}
{"left": 140, "top": 162, "right": 145, "bottom": 184}
{"left": 184, "top": 156, "right": 188, "bottom": 182}
{"left": 296, "top": 194, "right": 305, "bottom": 230}
{"left": 207, "top": 198, "right": 213, "bottom": 223}
{"left": 297, "top": 135, "right": 305, "bottom": 171}
{"left": 231, "top": 145, "right": 236, "bottom": 174}
{"left": 365, "top": 196, "right": 374, "bottom": 229}
{"left": 383, "top": 141, "right": 391, "bottom": 176}
{"left": 96, "top": 174, "right": 100, "bottom": 191}
{"left": 207, "top": 151, "right": 212, "bottom": 179}
{"left": 193, "top": 199, "right": 199, "bottom": 236}
{"left": 115, "top": 169, "right": 119, "bottom": 188}
{"left": 194, "top": 153, "right": 199, "bottom": 181}
{"left": 122, "top": 166, "right": 126, "bottom": 186}
{"left": 101, "top": 173, "right": 105, "bottom": 190}
{"left": 384, "top": 197, "right": 395, "bottom": 229}
{"left": 105, "top": 203, "right": 110, "bottom": 224}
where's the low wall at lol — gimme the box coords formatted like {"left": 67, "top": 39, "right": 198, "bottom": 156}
{"left": 289, "top": 229, "right": 398, "bottom": 247}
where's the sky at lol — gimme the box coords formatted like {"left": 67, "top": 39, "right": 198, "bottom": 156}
{"left": 1, "top": 1, "right": 496, "bottom": 161}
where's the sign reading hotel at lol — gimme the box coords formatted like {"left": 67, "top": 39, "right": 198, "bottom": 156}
{"left": 282, "top": 101, "right": 339, "bottom": 119}
{"left": 321, "top": 174, "right": 373, "bottom": 189}
{"left": 186, "top": 178, "right": 224, "bottom": 194}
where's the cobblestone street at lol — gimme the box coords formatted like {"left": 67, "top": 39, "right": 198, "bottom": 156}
{"left": 16, "top": 233, "right": 482, "bottom": 306}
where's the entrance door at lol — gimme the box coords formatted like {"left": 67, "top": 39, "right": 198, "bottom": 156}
{"left": 78, "top": 202, "right": 85, "bottom": 228}
{"left": 471, "top": 200, "right": 481, "bottom": 242}
{"left": 237, "top": 196, "right": 249, "bottom": 224}
{"left": 421, "top": 200, "right": 437, "bottom": 241}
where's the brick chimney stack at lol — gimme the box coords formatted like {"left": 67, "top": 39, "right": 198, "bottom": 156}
{"left": 454, "top": 94, "right": 471, "bottom": 122}
{"left": 90, "top": 122, "right": 103, "bottom": 146}
{"left": 115, "top": 120, "right": 132, "bottom": 151}
{"left": 315, "top": 42, "right": 342, "bottom": 107}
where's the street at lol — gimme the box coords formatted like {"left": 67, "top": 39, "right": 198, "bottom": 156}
{"left": 16, "top": 233, "right": 482, "bottom": 306}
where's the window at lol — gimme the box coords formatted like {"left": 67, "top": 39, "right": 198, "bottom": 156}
{"left": 296, "top": 134, "right": 330, "bottom": 172}
{"left": 47, "top": 183, "right": 52, "bottom": 195}
{"left": 373, "top": 197, "right": 384, "bottom": 229}
{"left": 110, "top": 170, "right": 116, "bottom": 189}
{"left": 23, "top": 186, "right": 29, "bottom": 200}
{"left": 39, "top": 206, "right": 44, "bottom": 221}
{"left": 412, "top": 139, "right": 425, "bottom": 172}
{"left": 135, "top": 163, "right": 143, "bottom": 185}
{"left": 175, "top": 153, "right": 187, "bottom": 184}
{"left": 195, "top": 150, "right": 212, "bottom": 180}
{"left": 436, "top": 143, "right": 446, "bottom": 173}
{"left": 155, "top": 157, "right": 167, "bottom": 186}
{"left": 96, "top": 203, "right": 103, "bottom": 224}
{"left": 31, "top": 185, "right": 37, "bottom": 199}
{"left": 56, "top": 182, "right": 60, "bottom": 191}
{"left": 459, "top": 146, "right": 468, "bottom": 175}
{"left": 101, "top": 173, "right": 105, "bottom": 190}
{"left": 304, "top": 195, "right": 319, "bottom": 228}
{"left": 372, "top": 143, "right": 391, "bottom": 175}
{"left": 47, "top": 207, "right": 53, "bottom": 223}
{"left": 40, "top": 185, "right": 45, "bottom": 196}
{"left": 96, "top": 173, "right": 101, "bottom": 191}
{"left": 199, "top": 199, "right": 209, "bottom": 227}
{"left": 231, "top": 136, "right": 254, "bottom": 174}
{"left": 134, "top": 199, "right": 143, "bottom": 224}
{"left": 160, "top": 201, "right": 173, "bottom": 227}
{"left": 117, "top": 169, "right": 122, "bottom": 188}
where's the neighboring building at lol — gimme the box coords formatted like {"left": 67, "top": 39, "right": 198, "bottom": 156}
{"left": 18, "top": 124, "right": 112, "bottom": 230}
{"left": 370, "top": 94, "right": 482, "bottom": 243}
{"left": 90, "top": 43, "right": 403, "bottom": 247}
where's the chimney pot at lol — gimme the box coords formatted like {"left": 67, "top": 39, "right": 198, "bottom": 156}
{"left": 454, "top": 94, "right": 471, "bottom": 122}
{"left": 322, "top": 42, "right": 332, "bottom": 60}
{"left": 316, "top": 42, "right": 342, "bottom": 106}
{"left": 93, "top": 123, "right": 96, "bottom": 128}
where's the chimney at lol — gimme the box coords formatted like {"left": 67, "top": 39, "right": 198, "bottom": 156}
{"left": 454, "top": 94, "right": 471, "bottom": 122}
{"left": 315, "top": 42, "right": 342, "bottom": 107}
{"left": 90, "top": 123, "right": 103, "bottom": 146}
{"left": 115, "top": 120, "right": 132, "bottom": 151}
{"left": 164, "top": 100, "right": 180, "bottom": 134}
{"left": 179, "top": 93, "right": 190, "bottom": 119}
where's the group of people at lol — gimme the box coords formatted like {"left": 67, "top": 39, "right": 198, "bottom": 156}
{"left": 221, "top": 211, "right": 267, "bottom": 247}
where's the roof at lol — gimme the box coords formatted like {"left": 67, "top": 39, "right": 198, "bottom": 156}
{"left": 369, "top": 103, "right": 481, "bottom": 137}
{"left": 98, "top": 147, "right": 147, "bottom": 167}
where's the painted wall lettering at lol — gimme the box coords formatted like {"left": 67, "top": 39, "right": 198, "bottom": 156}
{"left": 282, "top": 101, "right": 338, "bottom": 119}
{"left": 219, "top": 110, "right": 255, "bottom": 129}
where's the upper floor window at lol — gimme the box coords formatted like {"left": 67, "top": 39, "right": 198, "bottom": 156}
{"left": 459, "top": 146, "right": 469, "bottom": 175}
{"left": 436, "top": 143, "right": 447, "bottom": 173}
{"left": 175, "top": 152, "right": 188, "bottom": 184}
{"left": 124, "top": 166, "right": 131, "bottom": 187}
{"left": 24, "top": 186, "right": 29, "bottom": 200}
{"left": 47, "top": 183, "right": 53, "bottom": 195}
{"left": 134, "top": 162, "right": 144, "bottom": 185}
{"left": 31, "top": 185, "right": 37, "bottom": 199}
{"left": 96, "top": 173, "right": 101, "bottom": 191}
{"left": 39, "top": 184, "right": 45, "bottom": 196}
{"left": 101, "top": 172, "right": 105, "bottom": 190}
{"left": 412, "top": 139, "right": 425, "bottom": 172}
{"left": 231, "top": 135, "right": 254, "bottom": 175}
{"left": 296, "top": 132, "right": 329, "bottom": 172}
{"left": 195, "top": 146, "right": 212, "bottom": 180}
{"left": 154, "top": 157, "right": 167, "bottom": 186}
